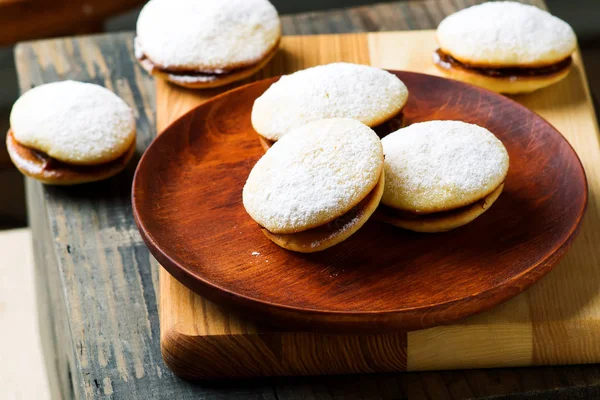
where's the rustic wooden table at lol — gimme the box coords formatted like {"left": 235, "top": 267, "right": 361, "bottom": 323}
{"left": 17, "top": 0, "right": 600, "bottom": 398}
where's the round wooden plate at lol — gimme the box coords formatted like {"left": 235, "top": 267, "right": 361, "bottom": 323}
{"left": 132, "top": 71, "right": 587, "bottom": 332}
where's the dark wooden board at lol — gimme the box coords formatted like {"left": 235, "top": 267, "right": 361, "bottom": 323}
{"left": 19, "top": 0, "right": 600, "bottom": 398}
{"left": 134, "top": 72, "right": 586, "bottom": 333}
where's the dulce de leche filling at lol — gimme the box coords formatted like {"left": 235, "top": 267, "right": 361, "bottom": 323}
{"left": 6, "top": 129, "right": 132, "bottom": 177}
{"left": 136, "top": 42, "right": 280, "bottom": 83}
{"left": 138, "top": 52, "right": 236, "bottom": 81}
{"left": 263, "top": 174, "right": 384, "bottom": 251}
{"left": 379, "top": 184, "right": 504, "bottom": 222}
{"left": 434, "top": 49, "right": 573, "bottom": 78}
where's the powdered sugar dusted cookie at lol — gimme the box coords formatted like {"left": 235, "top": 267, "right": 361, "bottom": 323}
{"left": 10, "top": 81, "right": 135, "bottom": 165}
{"left": 7, "top": 81, "right": 136, "bottom": 185}
{"left": 135, "top": 0, "right": 281, "bottom": 88}
{"left": 434, "top": 2, "right": 576, "bottom": 94}
{"left": 379, "top": 121, "right": 508, "bottom": 232}
{"left": 251, "top": 63, "right": 408, "bottom": 142}
{"left": 243, "top": 118, "right": 384, "bottom": 252}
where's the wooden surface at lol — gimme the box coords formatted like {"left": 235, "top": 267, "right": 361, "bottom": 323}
{"left": 19, "top": 0, "right": 600, "bottom": 398}
{"left": 139, "top": 66, "right": 586, "bottom": 339}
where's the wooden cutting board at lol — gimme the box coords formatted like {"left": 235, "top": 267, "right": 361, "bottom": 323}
{"left": 155, "top": 30, "right": 600, "bottom": 379}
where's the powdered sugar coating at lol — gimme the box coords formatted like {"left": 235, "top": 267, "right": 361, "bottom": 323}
{"left": 381, "top": 121, "right": 509, "bottom": 213}
{"left": 10, "top": 81, "right": 135, "bottom": 165}
{"left": 437, "top": 2, "right": 576, "bottom": 67}
{"left": 136, "top": 0, "right": 281, "bottom": 71}
{"left": 243, "top": 118, "right": 383, "bottom": 234}
{"left": 251, "top": 63, "right": 408, "bottom": 141}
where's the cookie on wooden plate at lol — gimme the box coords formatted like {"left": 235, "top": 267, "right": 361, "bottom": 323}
{"left": 135, "top": 0, "right": 281, "bottom": 89}
{"left": 243, "top": 118, "right": 384, "bottom": 252}
{"left": 6, "top": 81, "right": 136, "bottom": 185}
{"left": 379, "top": 120, "right": 509, "bottom": 232}
{"left": 251, "top": 62, "right": 408, "bottom": 149}
{"left": 433, "top": 2, "right": 576, "bottom": 94}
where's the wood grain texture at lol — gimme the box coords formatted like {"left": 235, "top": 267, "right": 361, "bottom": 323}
{"left": 141, "top": 69, "right": 586, "bottom": 336}
{"left": 20, "top": 0, "right": 600, "bottom": 398}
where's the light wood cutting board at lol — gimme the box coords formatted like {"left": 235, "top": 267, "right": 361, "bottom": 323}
{"left": 154, "top": 30, "right": 600, "bottom": 379}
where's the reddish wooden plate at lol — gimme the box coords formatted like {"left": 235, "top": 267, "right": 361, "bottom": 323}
{"left": 132, "top": 71, "right": 587, "bottom": 332}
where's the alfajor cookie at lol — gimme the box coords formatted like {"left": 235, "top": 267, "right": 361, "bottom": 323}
{"left": 135, "top": 0, "right": 281, "bottom": 89}
{"left": 243, "top": 118, "right": 384, "bottom": 252}
{"left": 379, "top": 121, "right": 509, "bottom": 232}
{"left": 434, "top": 2, "right": 576, "bottom": 94}
{"left": 251, "top": 63, "right": 408, "bottom": 148}
{"left": 7, "top": 81, "right": 136, "bottom": 185}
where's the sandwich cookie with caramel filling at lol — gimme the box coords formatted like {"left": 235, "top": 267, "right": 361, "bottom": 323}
{"left": 251, "top": 63, "right": 408, "bottom": 150}
{"left": 379, "top": 121, "right": 509, "bottom": 232}
{"left": 243, "top": 118, "right": 384, "bottom": 252}
{"left": 7, "top": 81, "right": 136, "bottom": 185}
{"left": 135, "top": 0, "right": 281, "bottom": 89}
{"left": 434, "top": 2, "right": 576, "bottom": 94}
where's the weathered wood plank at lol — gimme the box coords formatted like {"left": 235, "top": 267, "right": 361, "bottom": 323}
{"left": 17, "top": 0, "right": 600, "bottom": 399}
{"left": 27, "top": 179, "right": 76, "bottom": 399}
